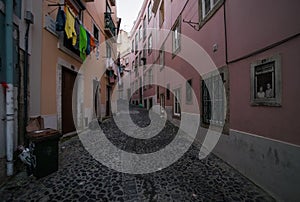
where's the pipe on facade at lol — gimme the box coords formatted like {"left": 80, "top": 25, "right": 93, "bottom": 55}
{"left": 23, "top": 10, "right": 33, "bottom": 145}
{"left": 5, "top": 0, "right": 14, "bottom": 176}
{"left": 223, "top": 0, "right": 228, "bottom": 65}
{"left": 24, "top": 22, "right": 30, "bottom": 145}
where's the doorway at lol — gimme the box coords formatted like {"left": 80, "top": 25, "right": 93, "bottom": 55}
{"left": 61, "top": 67, "right": 77, "bottom": 134}
{"left": 93, "top": 80, "right": 101, "bottom": 119}
{"left": 106, "top": 85, "right": 111, "bottom": 116}
{"left": 160, "top": 94, "right": 165, "bottom": 113}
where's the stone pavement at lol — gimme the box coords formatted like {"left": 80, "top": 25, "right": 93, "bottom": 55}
{"left": 0, "top": 107, "right": 275, "bottom": 201}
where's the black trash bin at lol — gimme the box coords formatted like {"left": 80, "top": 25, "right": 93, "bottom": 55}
{"left": 26, "top": 129, "right": 61, "bottom": 178}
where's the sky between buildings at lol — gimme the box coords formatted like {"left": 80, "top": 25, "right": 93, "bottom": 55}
{"left": 116, "top": 0, "right": 144, "bottom": 34}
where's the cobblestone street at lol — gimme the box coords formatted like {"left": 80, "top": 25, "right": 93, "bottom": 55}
{"left": 0, "top": 108, "right": 275, "bottom": 201}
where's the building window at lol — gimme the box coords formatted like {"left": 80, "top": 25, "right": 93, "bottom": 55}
{"left": 60, "top": 0, "right": 84, "bottom": 58}
{"left": 202, "top": 73, "right": 225, "bottom": 125}
{"left": 106, "top": 42, "right": 111, "bottom": 58}
{"left": 166, "top": 84, "right": 170, "bottom": 100}
{"left": 148, "top": 34, "right": 152, "bottom": 54}
{"left": 199, "top": 0, "right": 224, "bottom": 27}
{"left": 143, "top": 16, "right": 147, "bottom": 40}
{"left": 172, "top": 16, "right": 181, "bottom": 55}
{"left": 93, "top": 24, "right": 99, "bottom": 41}
{"left": 143, "top": 44, "right": 147, "bottom": 61}
{"left": 159, "top": 0, "right": 165, "bottom": 27}
{"left": 159, "top": 44, "right": 165, "bottom": 70}
{"left": 139, "top": 52, "right": 143, "bottom": 66}
{"left": 174, "top": 88, "right": 181, "bottom": 116}
{"left": 157, "top": 86, "right": 160, "bottom": 99}
{"left": 135, "top": 57, "right": 138, "bottom": 77}
{"left": 142, "top": 44, "right": 147, "bottom": 70}
{"left": 63, "top": 32, "right": 80, "bottom": 57}
{"left": 148, "top": 68, "right": 153, "bottom": 87}
{"left": 135, "top": 33, "right": 138, "bottom": 52}
{"left": 132, "top": 40, "right": 135, "bottom": 52}
{"left": 135, "top": 80, "right": 138, "bottom": 92}
{"left": 160, "top": 94, "right": 165, "bottom": 113}
{"left": 186, "top": 79, "right": 193, "bottom": 104}
{"left": 106, "top": 1, "right": 112, "bottom": 13}
{"left": 139, "top": 26, "right": 143, "bottom": 40}
{"left": 201, "top": 0, "right": 220, "bottom": 18}
{"left": 148, "top": 1, "right": 152, "bottom": 22}
{"left": 251, "top": 54, "right": 282, "bottom": 106}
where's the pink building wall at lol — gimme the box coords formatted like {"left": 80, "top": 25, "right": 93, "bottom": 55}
{"left": 129, "top": 0, "right": 300, "bottom": 145}
{"left": 226, "top": 0, "right": 300, "bottom": 61}
{"left": 226, "top": 0, "right": 300, "bottom": 145}
{"left": 127, "top": 0, "right": 300, "bottom": 200}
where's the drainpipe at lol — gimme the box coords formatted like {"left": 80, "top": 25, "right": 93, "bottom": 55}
{"left": 24, "top": 21, "right": 30, "bottom": 143}
{"left": 24, "top": 11, "right": 34, "bottom": 145}
{"left": 5, "top": 0, "right": 14, "bottom": 176}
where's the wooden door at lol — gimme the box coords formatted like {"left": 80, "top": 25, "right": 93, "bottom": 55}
{"left": 62, "top": 67, "right": 77, "bottom": 134}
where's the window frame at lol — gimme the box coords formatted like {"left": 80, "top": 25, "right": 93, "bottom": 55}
{"left": 160, "top": 94, "right": 165, "bottom": 113}
{"left": 143, "top": 16, "right": 147, "bottom": 41}
{"left": 139, "top": 51, "right": 143, "bottom": 66}
{"left": 148, "top": 68, "right": 153, "bottom": 88}
{"left": 172, "top": 16, "right": 181, "bottom": 56}
{"left": 166, "top": 84, "right": 170, "bottom": 100}
{"left": 159, "top": 0, "right": 165, "bottom": 28}
{"left": 159, "top": 44, "right": 165, "bottom": 70}
{"left": 93, "top": 23, "right": 99, "bottom": 41}
{"left": 106, "top": 42, "right": 111, "bottom": 58}
{"left": 148, "top": 1, "right": 152, "bottom": 22}
{"left": 199, "top": 0, "right": 224, "bottom": 28}
{"left": 202, "top": 74, "right": 225, "bottom": 125}
{"left": 139, "top": 26, "right": 143, "bottom": 41}
{"left": 186, "top": 79, "right": 193, "bottom": 104}
{"left": 106, "top": 0, "right": 112, "bottom": 13}
{"left": 135, "top": 33, "right": 138, "bottom": 53}
{"left": 132, "top": 40, "right": 135, "bottom": 52}
{"left": 173, "top": 88, "right": 181, "bottom": 117}
{"left": 250, "top": 54, "right": 282, "bottom": 107}
{"left": 148, "top": 34, "right": 153, "bottom": 54}
{"left": 201, "top": 67, "right": 229, "bottom": 131}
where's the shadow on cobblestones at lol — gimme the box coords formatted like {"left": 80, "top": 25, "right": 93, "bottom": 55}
{"left": 0, "top": 107, "right": 275, "bottom": 201}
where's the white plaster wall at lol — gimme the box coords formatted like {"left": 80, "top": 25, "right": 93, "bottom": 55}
{"left": 0, "top": 87, "right": 5, "bottom": 158}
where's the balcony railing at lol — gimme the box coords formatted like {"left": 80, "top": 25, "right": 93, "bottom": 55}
{"left": 104, "top": 12, "right": 116, "bottom": 37}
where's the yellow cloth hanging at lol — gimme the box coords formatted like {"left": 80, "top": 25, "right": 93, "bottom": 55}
{"left": 64, "top": 7, "right": 77, "bottom": 46}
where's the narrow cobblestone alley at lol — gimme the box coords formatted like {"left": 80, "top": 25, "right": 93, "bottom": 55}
{"left": 0, "top": 107, "right": 275, "bottom": 201}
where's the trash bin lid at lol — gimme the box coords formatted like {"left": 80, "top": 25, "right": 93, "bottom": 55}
{"left": 27, "top": 128, "right": 61, "bottom": 141}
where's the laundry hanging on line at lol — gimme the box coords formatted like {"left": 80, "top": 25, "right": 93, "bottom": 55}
{"left": 54, "top": 5, "right": 98, "bottom": 61}
{"left": 64, "top": 7, "right": 77, "bottom": 46}
{"left": 55, "top": 7, "right": 66, "bottom": 32}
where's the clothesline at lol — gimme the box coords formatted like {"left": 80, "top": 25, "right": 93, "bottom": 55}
{"left": 56, "top": 4, "right": 98, "bottom": 61}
